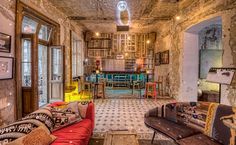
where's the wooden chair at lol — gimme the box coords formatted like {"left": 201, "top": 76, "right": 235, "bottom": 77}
{"left": 156, "top": 76, "right": 164, "bottom": 97}
{"left": 145, "top": 82, "right": 157, "bottom": 99}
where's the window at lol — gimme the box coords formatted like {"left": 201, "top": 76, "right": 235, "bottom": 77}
{"left": 22, "top": 16, "right": 38, "bottom": 34}
{"left": 38, "top": 25, "right": 52, "bottom": 41}
{"left": 22, "top": 39, "right": 31, "bottom": 87}
{"left": 72, "top": 33, "right": 84, "bottom": 77}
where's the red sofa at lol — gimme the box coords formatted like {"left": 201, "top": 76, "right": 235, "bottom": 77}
{"left": 51, "top": 102, "right": 95, "bottom": 145}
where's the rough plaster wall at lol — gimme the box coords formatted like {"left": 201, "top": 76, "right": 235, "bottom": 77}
{"left": 228, "top": 14, "right": 236, "bottom": 106}
{"left": 0, "top": 0, "right": 16, "bottom": 126}
{"left": 154, "top": 0, "right": 236, "bottom": 104}
{"left": 20, "top": 0, "right": 84, "bottom": 84}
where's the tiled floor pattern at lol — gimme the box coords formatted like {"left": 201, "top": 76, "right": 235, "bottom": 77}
{"left": 92, "top": 98, "right": 176, "bottom": 140}
{"left": 89, "top": 138, "right": 176, "bottom": 145}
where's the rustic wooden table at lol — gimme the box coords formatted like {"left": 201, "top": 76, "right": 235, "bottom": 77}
{"left": 103, "top": 131, "right": 140, "bottom": 145}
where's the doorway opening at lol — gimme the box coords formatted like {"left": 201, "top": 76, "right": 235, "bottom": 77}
{"left": 181, "top": 16, "right": 222, "bottom": 103}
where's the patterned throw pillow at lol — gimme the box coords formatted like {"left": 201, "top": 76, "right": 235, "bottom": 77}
{"left": 50, "top": 107, "right": 82, "bottom": 131}
{"left": 48, "top": 101, "right": 89, "bottom": 119}
{"left": 22, "top": 108, "right": 55, "bottom": 132}
{"left": 78, "top": 102, "right": 89, "bottom": 118}
{"left": 7, "top": 126, "right": 56, "bottom": 145}
{"left": 67, "top": 102, "right": 80, "bottom": 117}
{"left": 0, "top": 119, "right": 50, "bottom": 144}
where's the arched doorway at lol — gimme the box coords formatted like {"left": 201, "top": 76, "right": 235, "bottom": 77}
{"left": 180, "top": 16, "right": 222, "bottom": 102}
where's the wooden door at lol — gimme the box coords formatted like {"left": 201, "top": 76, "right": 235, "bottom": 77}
{"left": 21, "top": 34, "right": 38, "bottom": 116}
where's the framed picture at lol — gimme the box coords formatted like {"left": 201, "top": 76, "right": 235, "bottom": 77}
{"left": 0, "top": 33, "right": 11, "bottom": 53}
{"left": 0, "top": 56, "right": 13, "bottom": 80}
{"left": 155, "top": 52, "right": 161, "bottom": 66}
{"left": 160, "top": 50, "right": 169, "bottom": 64}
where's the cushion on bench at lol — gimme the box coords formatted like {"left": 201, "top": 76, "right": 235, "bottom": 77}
{"left": 177, "top": 134, "right": 222, "bottom": 145}
{"left": 145, "top": 117, "right": 200, "bottom": 140}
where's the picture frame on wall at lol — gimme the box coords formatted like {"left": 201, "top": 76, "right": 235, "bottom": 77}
{"left": 0, "top": 56, "right": 13, "bottom": 80}
{"left": 0, "top": 32, "right": 11, "bottom": 53}
{"left": 155, "top": 52, "right": 161, "bottom": 66}
{"left": 160, "top": 50, "right": 169, "bottom": 64}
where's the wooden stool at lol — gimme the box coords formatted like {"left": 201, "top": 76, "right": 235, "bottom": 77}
{"left": 145, "top": 82, "right": 157, "bottom": 99}
{"left": 93, "top": 83, "right": 105, "bottom": 99}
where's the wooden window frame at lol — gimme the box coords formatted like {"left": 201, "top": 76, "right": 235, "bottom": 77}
{"left": 15, "top": 0, "right": 60, "bottom": 119}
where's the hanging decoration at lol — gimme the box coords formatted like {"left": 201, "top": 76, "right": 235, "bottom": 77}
{"left": 116, "top": 0, "right": 130, "bottom": 26}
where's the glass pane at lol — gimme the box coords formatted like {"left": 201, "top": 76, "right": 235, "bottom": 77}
{"left": 38, "top": 44, "right": 48, "bottom": 106}
{"left": 22, "top": 16, "right": 38, "bottom": 34}
{"left": 52, "top": 48, "right": 62, "bottom": 80}
{"left": 38, "top": 25, "right": 52, "bottom": 41}
{"left": 22, "top": 63, "right": 31, "bottom": 87}
{"left": 22, "top": 40, "right": 31, "bottom": 62}
{"left": 22, "top": 39, "right": 31, "bottom": 87}
{"left": 72, "top": 39, "right": 83, "bottom": 77}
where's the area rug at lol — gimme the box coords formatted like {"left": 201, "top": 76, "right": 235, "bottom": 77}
{"left": 93, "top": 98, "right": 176, "bottom": 140}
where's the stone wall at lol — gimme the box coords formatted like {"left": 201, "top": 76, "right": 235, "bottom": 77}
{"left": 0, "top": 0, "right": 16, "bottom": 126}
{"left": 154, "top": 0, "right": 236, "bottom": 104}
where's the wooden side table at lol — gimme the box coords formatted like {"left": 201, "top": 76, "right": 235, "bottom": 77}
{"left": 103, "top": 130, "right": 139, "bottom": 145}
{"left": 223, "top": 119, "right": 236, "bottom": 145}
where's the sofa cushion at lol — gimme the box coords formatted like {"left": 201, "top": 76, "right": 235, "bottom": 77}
{"left": 22, "top": 108, "right": 55, "bottom": 132}
{"left": 163, "top": 102, "right": 208, "bottom": 132}
{"left": 78, "top": 102, "right": 89, "bottom": 118}
{"left": 7, "top": 126, "right": 56, "bottom": 145}
{"left": 204, "top": 104, "right": 233, "bottom": 145}
{"left": 177, "top": 134, "right": 222, "bottom": 145}
{"left": 145, "top": 117, "right": 200, "bottom": 140}
{"left": 52, "top": 119, "right": 92, "bottom": 145}
{"left": 50, "top": 107, "right": 82, "bottom": 131}
{"left": 0, "top": 119, "right": 51, "bottom": 144}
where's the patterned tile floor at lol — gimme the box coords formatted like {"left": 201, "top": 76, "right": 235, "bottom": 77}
{"left": 92, "top": 97, "right": 175, "bottom": 141}
{"left": 89, "top": 138, "right": 176, "bottom": 145}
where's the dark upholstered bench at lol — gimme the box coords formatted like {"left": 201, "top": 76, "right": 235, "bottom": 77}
{"left": 144, "top": 102, "right": 233, "bottom": 145}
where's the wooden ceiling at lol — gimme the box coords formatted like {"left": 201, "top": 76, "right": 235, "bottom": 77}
{"left": 48, "top": 0, "right": 183, "bottom": 32}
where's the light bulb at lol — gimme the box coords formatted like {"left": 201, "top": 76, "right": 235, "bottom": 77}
{"left": 95, "top": 32, "right": 100, "bottom": 37}
{"left": 146, "top": 40, "right": 150, "bottom": 44}
{"left": 176, "top": 16, "right": 181, "bottom": 20}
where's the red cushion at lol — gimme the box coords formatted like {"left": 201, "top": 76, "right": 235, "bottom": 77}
{"left": 85, "top": 102, "right": 95, "bottom": 130}
{"left": 52, "top": 119, "right": 92, "bottom": 145}
{"left": 48, "top": 101, "right": 67, "bottom": 107}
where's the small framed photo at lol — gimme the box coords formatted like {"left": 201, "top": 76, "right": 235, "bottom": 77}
{"left": 0, "top": 32, "right": 11, "bottom": 53}
{"left": 0, "top": 57, "right": 13, "bottom": 80}
{"left": 161, "top": 50, "right": 169, "bottom": 64}
{"left": 155, "top": 52, "right": 161, "bottom": 66}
